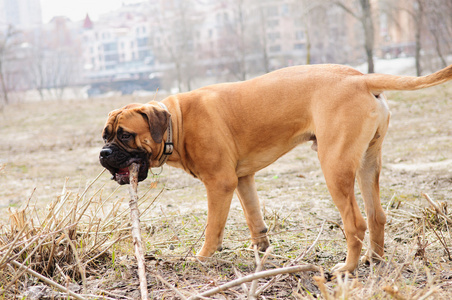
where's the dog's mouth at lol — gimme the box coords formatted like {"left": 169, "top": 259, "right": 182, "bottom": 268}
{"left": 109, "top": 161, "right": 148, "bottom": 185}
{"left": 110, "top": 160, "right": 148, "bottom": 185}
{"left": 99, "top": 145, "right": 149, "bottom": 185}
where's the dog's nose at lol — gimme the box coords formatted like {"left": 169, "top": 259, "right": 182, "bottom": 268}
{"left": 100, "top": 148, "right": 113, "bottom": 158}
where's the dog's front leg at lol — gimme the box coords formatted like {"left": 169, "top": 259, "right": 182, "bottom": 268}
{"left": 196, "top": 175, "right": 238, "bottom": 260}
{"left": 236, "top": 174, "right": 270, "bottom": 251}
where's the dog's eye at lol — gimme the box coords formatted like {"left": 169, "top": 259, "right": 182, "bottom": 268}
{"left": 121, "top": 132, "right": 132, "bottom": 140}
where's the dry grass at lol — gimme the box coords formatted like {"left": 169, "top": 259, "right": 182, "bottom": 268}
{"left": 0, "top": 83, "right": 451, "bottom": 299}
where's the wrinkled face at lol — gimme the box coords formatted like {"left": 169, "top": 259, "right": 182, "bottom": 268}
{"left": 99, "top": 103, "right": 169, "bottom": 185}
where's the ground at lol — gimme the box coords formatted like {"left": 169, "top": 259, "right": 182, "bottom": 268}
{"left": 0, "top": 81, "right": 451, "bottom": 299}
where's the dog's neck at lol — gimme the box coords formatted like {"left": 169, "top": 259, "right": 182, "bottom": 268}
{"left": 156, "top": 102, "right": 174, "bottom": 167}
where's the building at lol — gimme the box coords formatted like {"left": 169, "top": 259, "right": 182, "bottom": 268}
{"left": 0, "top": 0, "right": 42, "bottom": 30}
{"left": 79, "top": 0, "right": 446, "bottom": 93}
{"left": 81, "top": 3, "right": 157, "bottom": 94}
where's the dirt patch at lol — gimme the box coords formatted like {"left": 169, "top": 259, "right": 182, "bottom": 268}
{"left": 0, "top": 84, "right": 451, "bottom": 299}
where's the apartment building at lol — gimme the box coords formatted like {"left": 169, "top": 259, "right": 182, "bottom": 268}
{"left": 0, "top": 0, "right": 42, "bottom": 30}
{"left": 79, "top": 0, "right": 425, "bottom": 92}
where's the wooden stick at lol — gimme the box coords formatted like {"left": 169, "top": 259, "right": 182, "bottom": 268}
{"left": 187, "top": 264, "right": 319, "bottom": 300}
{"left": 129, "top": 163, "right": 149, "bottom": 300}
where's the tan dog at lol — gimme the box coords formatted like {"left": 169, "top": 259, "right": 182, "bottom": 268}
{"left": 100, "top": 64, "right": 452, "bottom": 272}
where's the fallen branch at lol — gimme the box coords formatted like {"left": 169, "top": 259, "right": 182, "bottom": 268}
{"left": 187, "top": 264, "right": 319, "bottom": 300}
{"left": 8, "top": 260, "right": 86, "bottom": 300}
{"left": 129, "top": 163, "right": 149, "bottom": 300}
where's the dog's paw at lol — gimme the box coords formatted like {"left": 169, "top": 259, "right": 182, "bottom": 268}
{"left": 250, "top": 236, "right": 270, "bottom": 252}
{"left": 188, "top": 255, "right": 208, "bottom": 263}
{"left": 360, "top": 251, "right": 383, "bottom": 265}
{"left": 360, "top": 254, "right": 371, "bottom": 265}
{"left": 331, "top": 262, "right": 356, "bottom": 274}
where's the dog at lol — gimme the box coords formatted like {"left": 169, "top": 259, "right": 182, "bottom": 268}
{"left": 100, "top": 63, "right": 452, "bottom": 272}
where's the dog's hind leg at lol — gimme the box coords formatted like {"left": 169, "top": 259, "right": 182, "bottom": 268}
{"left": 236, "top": 174, "right": 270, "bottom": 251}
{"left": 316, "top": 118, "right": 375, "bottom": 273}
{"left": 357, "top": 126, "right": 389, "bottom": 265}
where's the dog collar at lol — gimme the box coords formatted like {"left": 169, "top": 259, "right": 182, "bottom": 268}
{"left": 156, "top": 102, "right": 173, "bottom": 167}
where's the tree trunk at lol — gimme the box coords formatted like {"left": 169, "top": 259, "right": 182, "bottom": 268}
{"left": 0, "top": 67, "right": 8, "bottom": 105}
{"left": 414, "top": 1, "right": 423, "bottom": 76}
{"left": 305, "top": 26, "right": 311, "bottom": 65}
{"left": 361, "top": 0, "right": 375, "bottom": 73}
{"left": 259, "top": 6, "right": 270, "bottom": 73}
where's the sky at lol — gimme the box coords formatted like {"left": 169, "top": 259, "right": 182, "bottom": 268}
{"left": 39, "top": 0, "right": 139, "bottom": 23}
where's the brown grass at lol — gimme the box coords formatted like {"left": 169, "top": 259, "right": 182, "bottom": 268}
{"left": 0, "top": 84, "right": 451, "bottom": 298}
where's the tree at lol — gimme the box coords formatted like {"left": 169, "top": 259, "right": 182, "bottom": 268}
{"left": 381, "top": 0, "right": 451, "bottom": 75}
{"left": 295, "top": 1, "right": 327, "bottom": 65}
{"left": 0, "top": 26, "right": 21, "bottom": 108}
{"left": 334, "top": 0, "right": 376, "bottom": 73}
{"left": 423, "top": 0, "right": 452, "bottom": 70}
{"left": 152, "top": 0, "right": 200, "bottom": 92}
{"left": 217, "top": 0, "right": 249, "bottom": 81}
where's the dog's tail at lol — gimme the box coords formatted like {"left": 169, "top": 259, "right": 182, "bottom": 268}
{"left": 364, "top": 64, "right": 452, "bottom": 92}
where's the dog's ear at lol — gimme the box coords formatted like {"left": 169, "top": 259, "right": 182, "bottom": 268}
{"left": 102, "top": 109, "right": 122, "bottom": 142}
{"left": 138, "top": 104, "right": 170, "bottom": 144}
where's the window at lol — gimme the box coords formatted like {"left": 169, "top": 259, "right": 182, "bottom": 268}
{"left": 294, "top": 43, "right": 305, "bottom": 50}
{"left": 103, "top": 42, "right": 118, "bottom": 52}
{"left": 269, "top": 45, "right": 281, "bottom": 52}
{"left": 266, "top": 6, "right": 278, "bottom": 17}
{"left": 137, "top": 37, "right": 148, "bottom": 47}
{"left": 267, "top": 19, "right": 279, "bottom": 28}
{"left": 281, "top": 4, "right": 289, "bottom": 15}
{"left": 267, "top": 32, "right": 280, "bottom": 41}
{"left": 295, "top": 30, "right": 305, "bottom": 40}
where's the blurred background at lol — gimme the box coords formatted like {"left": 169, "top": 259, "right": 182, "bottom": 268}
{"left": 0, "top": 0, "right": 451, "bottom": 106}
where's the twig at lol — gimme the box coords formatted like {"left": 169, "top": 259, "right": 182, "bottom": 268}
{"left": 249, "top": 245, "right": 273, "bottom": 299}
{"left": 154, "top": 273, "right": 188, "bottom": 300}
{"left": 417, "top": 286, "right": 440, "bottom": 300}
{"left": 294, "top": 220, "right": 326, "bottom": 264}
{"left": 233, "top": 266, "right": 249, "bottom": 294}
{"left": 382, "top": 285, "right": 406, "bottom": 300}
{"left": 187, "top": 264, "right": 319, "bottom": 300}
{"left": 64, "top": 229, "right": 87, "bottom": 289}
{"left": 256, "top": 220, "right": 325, "bottom": 296}
{"left": 128, "top": 162, "right": 149, "bottom": 300}
{"left": 184, "top": 224, "right": 207, "bottom": 260}
{"left": 313, "top": 268, "right": 330, "bottom": 300}
{"left": 422, "top": 193, "right": 452, "bottom": 223}
{"left": 8, "top": 260, "right": 87, "bottom": 300}
{"left": 425, "top": 218, "right": 451, "bottom": 260}
{"left": 0, "top": 226, "right": 27, "bottom": 268}
{"left": 95, "top": 290, "right": 135, "bottom": 300}
{"left": 327, "top": 219, "right": 346, "bottom": 240}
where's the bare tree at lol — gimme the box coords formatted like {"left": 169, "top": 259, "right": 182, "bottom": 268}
{"left": 217, "top": 0, "right": 249, "bottom": 81}
{"left": 26, "top": 42, "right": 81, "bottom": 101}
{"left": 0, "top": 26, "right": 21, "bottom": 108}
{"left": 257, "top": 4, "right": 270, "bottom": 73}
{"left": 334, "top": 0, "right": 376, "bottom": 73}
{"left": 423, "top": 0, "right": 452, "bottom": 70}
{"left": 28, "top": 44, "right": 47, "bottom": 100}
{"left": 152, "top": 0, "right": 199, "bottom": 92}
{"left": 379, "top": 0, "right": 424, "bottom": 76}
{"left": 295, "top": 1, "right": 327, "bottom": 65}
{"left": 414, "top": 0, "right": 425, "bottom": 76}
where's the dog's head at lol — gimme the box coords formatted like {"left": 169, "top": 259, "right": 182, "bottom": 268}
{"left": 99, "top": 102, "right": 170, "bottom": 185}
